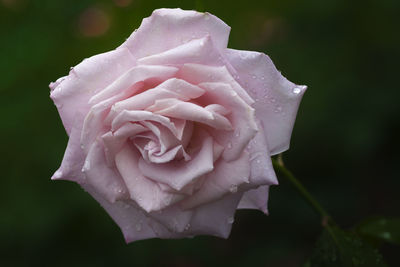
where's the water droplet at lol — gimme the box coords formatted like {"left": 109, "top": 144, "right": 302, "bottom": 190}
{"left": 256, "top": 159, "right": 261, "bottom": 164}
{"left": 274, "top": 106, "right": 282, "bottom": 113}
{"left": 135, "top": 222, "right": 142, "bottom": 231}
{"left": 227, "top": 216, "right": 234, "bottom": 224}
{"left": 229, "top": 184, "right": 238, "bottom": 193}
{"left": 270, "top": 97, "right": 276, "bottom": 103}
{"left": 80, "top": 144, "right": 84, "bottom": 150}
{"left": 235, "top": 131, "right": 240, "bottom": 137}
{"left": 252, "top": 75, "right": 257, "bottom": 79}
{"left": 293, "top": 87, "right": 302, "bottom": 94}
{"left": 261, "top": 76, "right": 265, "bottom": 80}
{"left": 184, "top": 223, "right": 191, "bottom": 231}
{"left": 227, "top": 142, "right": 232, "bottom": 149}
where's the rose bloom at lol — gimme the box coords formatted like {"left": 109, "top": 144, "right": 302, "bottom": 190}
{"left": 50, "top": 8, "right": 306, "bottom": 242}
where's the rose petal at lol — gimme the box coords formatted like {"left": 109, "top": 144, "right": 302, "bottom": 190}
{"left": 102, "top": 123, "right": 148, "bottom": 165}
{"left": 147, "top": 98, "right": 232, "bottom": 131}
{"left": 50, "top": 47, "right": 135, "bottom": 134}
{"left": 179, "top": 63, "right": 254, "bottom": 105}
{"left": 180, "top": 151, "right": 251, "bottom": 210}
{"left": 105, "top": 78, "right": 205, "bottom": 123}
{"left": 89, "top": 65, "right": 179, "bottom": 106}
{"left": 111, "top": 110, "right": 179, "bottom": 137}
{"left": 224, "top": 48, "right": 307, "bottom": 155}
{"left": 246, "top": 120, "right": 278, "bottom": 186}
{"left": 187, "top": 192, "right": 243, "bottom": 238}
{"left": 115, "top": 146, "right": 184, "bottom": 212}
{"left": 82, "top": 141, "right": 129, "bottom": 203}
{"left": 121, "top": 8, "right": 230, "bottom": 59}
{"left": 198, "top": 82, "right": 258, "bottom": 161}
{"left": 137, "top": 36, "right": 224, "bottom": 67}
{"left": 138, "top": 132, "right": 215, "bottom": 191}
{"left": 51, "top": 115, "right": 86, "bottom": 183}
{"left": 238, "top": 185, "right": 271, "bottom": 214}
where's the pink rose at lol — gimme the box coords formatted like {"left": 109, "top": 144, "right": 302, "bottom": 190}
{"left": 50, "top": 8, "right": 306, "bottom": 242}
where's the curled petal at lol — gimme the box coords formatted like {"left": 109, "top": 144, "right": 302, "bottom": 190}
{"left": 147, "top": 98, "right": 232, "bottom": 131}
{"left": 138, "top": 133, "right": 215, "bottom": 191}
{"left": 89, "top": 65, "right": 179, "bottom": 105}
{"left": 106, "top": 78, "right": 205, "bottom": 123}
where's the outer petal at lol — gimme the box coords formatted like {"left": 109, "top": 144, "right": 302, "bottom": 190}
{"left": 120, "top": 8, "right": 230, "bottom": 59}
{"left": 180, "top": 151, "right": 251, "bottom": 210}
{"left": 51, "top": 115, "right": 86, "bottom": 183}
{"left": 238, "top": 185, "right": 271, "bottom": 214}
{"left": 224, "top": 49, "right": 307, "bottom": 155}
{"left": 137, "top": 36, "right": 225, "bottom": 67}
{"left": 50, "top": 47, "right": 135, "bottom": 134}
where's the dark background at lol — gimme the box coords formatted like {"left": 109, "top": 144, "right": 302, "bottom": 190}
{"left": 1, "top": 0, "right": 399, "bottom": 266}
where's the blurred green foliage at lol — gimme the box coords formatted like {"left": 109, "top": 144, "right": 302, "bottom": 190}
{"left": 1, "top": 0, "right": 399, "bottom": 266}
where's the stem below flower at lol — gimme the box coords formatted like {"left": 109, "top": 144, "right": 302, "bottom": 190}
{"left": 272, "top": 154, "right": 332, "bottom": 226}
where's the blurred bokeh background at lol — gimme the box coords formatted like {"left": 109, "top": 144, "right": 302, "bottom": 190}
{"left": 1, "top": 0, "right": 399, "bottom": 266}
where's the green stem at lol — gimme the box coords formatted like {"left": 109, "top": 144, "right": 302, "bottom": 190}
{"left": 272, "top": 155, "right": 331, "bottom": 224}
{"left": 272, "top": 155, "right": 342, "bottom": 247}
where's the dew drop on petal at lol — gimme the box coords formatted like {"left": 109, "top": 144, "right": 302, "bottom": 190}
{"left": 227, "top": 142, "right": 232, "bottom": 149}
{"left": 293, "top": 87, "right": 302, "bottom": 94}
{"left": 184, "top": 223, "right": 191, "bottom": 231}
{"left": 135, "top": 222, "right": 142, "bottom": 231}
{"left": 274, "top": 106, "right": 282, "bottom": 113}
{"left": 227, "top": 217, "right": 235, "bottom": 224}
{"left": 229, "top": 184, "right": 238, "bottom": 193}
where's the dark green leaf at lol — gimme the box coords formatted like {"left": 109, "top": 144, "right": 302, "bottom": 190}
{"left": 306, "top": 226, "right": 387, "bottom": 267}
{"left": 356, "top": 217, "right": 400, "bottom": 245}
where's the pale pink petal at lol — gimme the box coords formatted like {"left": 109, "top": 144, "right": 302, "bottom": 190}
{"left": 89, "top": 65, "right": 179, "bottom": 105}
{"left": 246, "top": 120, "right": 278, "bottom": 186}
{"left": 81, "top": 88, "right": 144, "bottom": 152}
{"left": 179, "top": 63, "right": 254, "bottom": 105}
{"left": 82, "top": 141, "right": 129, "bottom": 203}
{"left": 120, "top": 8, "right": 230, "bottom": 59}
{"left": 51, "top": 115, "right": 86, "bottom": 183}
{"left": 224, "top": 48, "right": 307, "bottom": 155}
{"left": 50, "top": 47, "right": 135, "bottom": 134}
{"left": 115, "top": 146, "right": 184, "bottom": 212}
{"left": 106, "top": 78, "right": 204, "bottom": 124}
{"left": 137, "top": 36, "right": 225, "bottom": 67}
{"left": 111, "top": 110, "right": 179, "bottom": 137}
{"left": 102, "top": 123, "right": 148, "bottom": 165}
{"left": 138, "top": 133, "right": 215, "bottom": 190}
{"left": 147, "top": 98, "right": 232, "bottom": 130}
{"left": 180, "top": 151, "right": 251, "bottom": 210}
{"left": 80, "top": 186, "right": 161, "bottom": 242}
{"left": 198, "top": 82, "right": 258, "bottom": 161}
{"left": 238, "top": 185, "right": 271, "bottom": 214}
{"left": 186, "top": 192, "right": 243, "bottom": 238}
